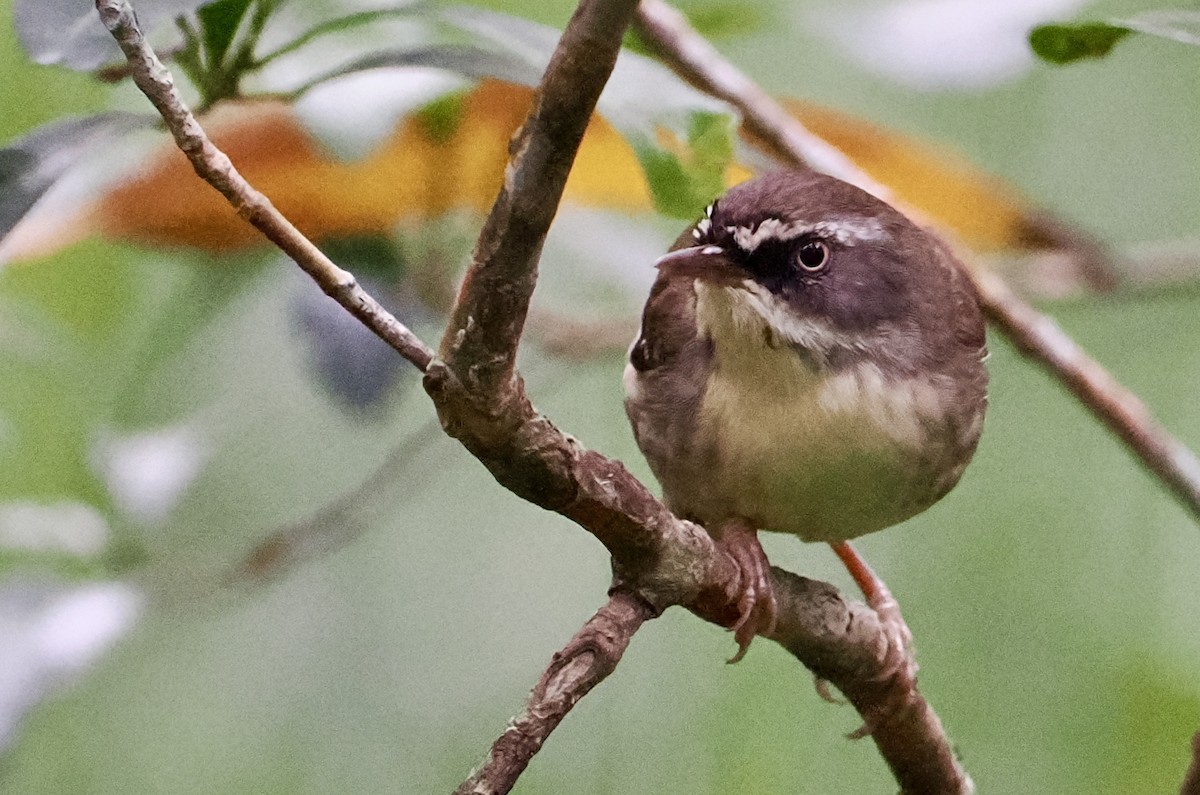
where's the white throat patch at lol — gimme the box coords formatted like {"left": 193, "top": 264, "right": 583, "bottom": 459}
{"left": 694, "top": 280, "right": 877, "bottom": 366}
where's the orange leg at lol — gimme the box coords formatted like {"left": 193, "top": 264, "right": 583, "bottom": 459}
{"left": 829, "top": 540, "right": 916, "bottom": 698}
{"left": 829, "top": 540, "right": 892, "bottom": 611}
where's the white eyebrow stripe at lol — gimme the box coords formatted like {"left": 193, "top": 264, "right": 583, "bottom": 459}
{"left": 727, "top": 217, "right": 887, "bottom": 252}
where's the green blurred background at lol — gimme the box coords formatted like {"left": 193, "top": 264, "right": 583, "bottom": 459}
{"left": 2, "top": 0, "right": 1199, "bottom": 793}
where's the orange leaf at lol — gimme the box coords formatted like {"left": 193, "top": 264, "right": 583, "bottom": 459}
{"left": 782, "top": 100, "right": 1030, "bottom": 252}
{"left": 92, "top": 81, "right": 651, "bottom": 251}
{"left": 51, "top": 80, "right": 1055, "bottom": 260}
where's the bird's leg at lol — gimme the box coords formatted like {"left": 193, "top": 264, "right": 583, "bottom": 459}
{"left": 829, "top": 541, "right": 917, "bottom": 695}
{"left": 713, "top": 518, "right": 778, "bottom": 663}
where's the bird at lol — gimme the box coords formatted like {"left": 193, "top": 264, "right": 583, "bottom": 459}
{"left": 623, "top": 170, "right": 988, "bottom": 660}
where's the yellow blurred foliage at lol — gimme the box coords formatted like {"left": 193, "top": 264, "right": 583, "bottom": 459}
{"left": 783, "top": 100, "right": 1029, "bottom": 252}
{"left": 88, "top": 79, "right": 1035, "bottom": 254}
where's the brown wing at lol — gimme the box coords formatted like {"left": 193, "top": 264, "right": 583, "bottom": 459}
{"left": 625, "top": 241, "right": 714, "bottom": 513}
{"left": 630, "top": 228, "right": 706, "bottom": 374}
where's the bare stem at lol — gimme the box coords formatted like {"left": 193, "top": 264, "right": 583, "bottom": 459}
{"left": 454, "top": 591, "right": 654, "bottom": 795}
{"left": 975, "top": 270, "right": 1200, "bottom": 518}
{"left": 94, "top": 0, "right": 434, "bottom": 372}
{"left": 635, "top": 0, "right": 1200, "bottom": 522}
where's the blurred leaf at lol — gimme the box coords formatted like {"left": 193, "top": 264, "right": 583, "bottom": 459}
{"left": 1030, "top": 22, "right": 1133, "bottom": 65}
{"left": 636, "top": 111, "right": 736, "bottom": 218}
{"left": 0, "top": 237, "right": 263, "bottom": 509}
{"left": 0, "top": 113, "right": 153, "bottom": 249}
{"left": 13, "top": 0, "right": 207, "bottom": 71}
{"left": 1031, "top": 12, "right": 1200, "bottom": 66}
{"left": 683, "top": 0, "right": 767, "bottom": 41}
{"left": 293, "top": 236, "right": 429, "bottom": 412}
{"left": 297, "top": 44, "right": 544, "bottom": 95}
{"left": 0, "top": 579, "right": 143, "bottom": 752}
{"left": 248, "top": 6, "right": 424, "bottom": 67}
{"left": 440, "top": 7, "right": 733, "bottom": 150}
{"left": 782, "top": 99, "right": 1037, "bottom": 253}
{"left": 296, "top": 5, "right": 735, "bottom": 214}
{"left": 0, "top": 501, "right": 115, "bottom": 581}
{"left": 197, "top": 0, "right": 255, "bottom": 68}
{"left": 415, "top": 90, "right": 469, "bottom": 145}
{"left": 442, "top": 5, "right": 736, "bottom": 218}
{"left": 84, "top": 82, "right": 662, "bottom": 252}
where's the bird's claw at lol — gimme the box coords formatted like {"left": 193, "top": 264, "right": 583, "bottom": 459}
{"left": 718, "top": 522, "right": 778, "bottom": 663}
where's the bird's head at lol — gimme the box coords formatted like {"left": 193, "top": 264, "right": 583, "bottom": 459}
{"left": 657, "top": 170, "right": 979, "bottom": 368}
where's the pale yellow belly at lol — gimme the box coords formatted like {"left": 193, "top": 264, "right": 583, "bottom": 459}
{"left": 677, "top": 358, "right": 950, "bottom": 543}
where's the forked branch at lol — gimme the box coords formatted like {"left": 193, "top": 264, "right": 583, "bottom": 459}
{"left": 97, "top": 0, "right": 971, "bottom": 792}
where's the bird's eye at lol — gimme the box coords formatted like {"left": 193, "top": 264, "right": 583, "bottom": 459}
{"left": 796, "top": 240, "right": 829, "bottom": 272}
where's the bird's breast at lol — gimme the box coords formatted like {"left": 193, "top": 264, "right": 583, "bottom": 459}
{"left": 677, "top": 284, "right": 975, "bottom": 542}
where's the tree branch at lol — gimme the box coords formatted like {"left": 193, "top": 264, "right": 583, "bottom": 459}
{"left": 98, "top": 0, "right": 971, "bottom": 791}
{"left": 94, "top": 0, "right": 434, "bottom": 373}
{"left": 454, "top": 590, "right": 655, "bottom": 795}
{"left": 635, "top": 0, "right": 1200, "bottom": 522}
{"left": 437, "top": 0, "right": 640, "bottom": 399}
{"left": 771, "top": 569, "right": 971, "bottom": 794}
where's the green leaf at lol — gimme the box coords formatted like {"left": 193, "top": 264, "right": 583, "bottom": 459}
{"left": 1031, "top": 12, "right": 1200, "bottom": 66}
{"left": 197, "top": 0, "right": 256, "bottom": 68}
{"left": 633, "top": 111, "right": 736, "bottom": 219}
{"left": 415, "top": 90, "right": 469, "bottom": 145}
{"left": 1029, "top": 22, "right": 1133, "bottom": 65}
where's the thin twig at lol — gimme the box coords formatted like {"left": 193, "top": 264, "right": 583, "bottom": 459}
{"left": 94, "top": 0, "right": 434, "bottom": 372}
{"left": 635, "top": 0, "right": 1200, "bottom": 522}
{"left": 233, "top": 416, "right": 446, "bottom": 585}
{"left": 976, "top": 270, "right": 1200, "bottom": 516}
{"left": 454, "top": 590, "right": 655, "bottom": 795}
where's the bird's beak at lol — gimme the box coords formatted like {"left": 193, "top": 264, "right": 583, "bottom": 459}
{"left": 655, "top": 245, "right": 746, "bottom": 287}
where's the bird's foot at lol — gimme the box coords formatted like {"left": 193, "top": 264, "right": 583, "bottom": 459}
{"left": 716, "top": 520, "right": 778, "bottom": 663}
{"left": 830, "top": 541, "right": 917, "bottom": 698}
